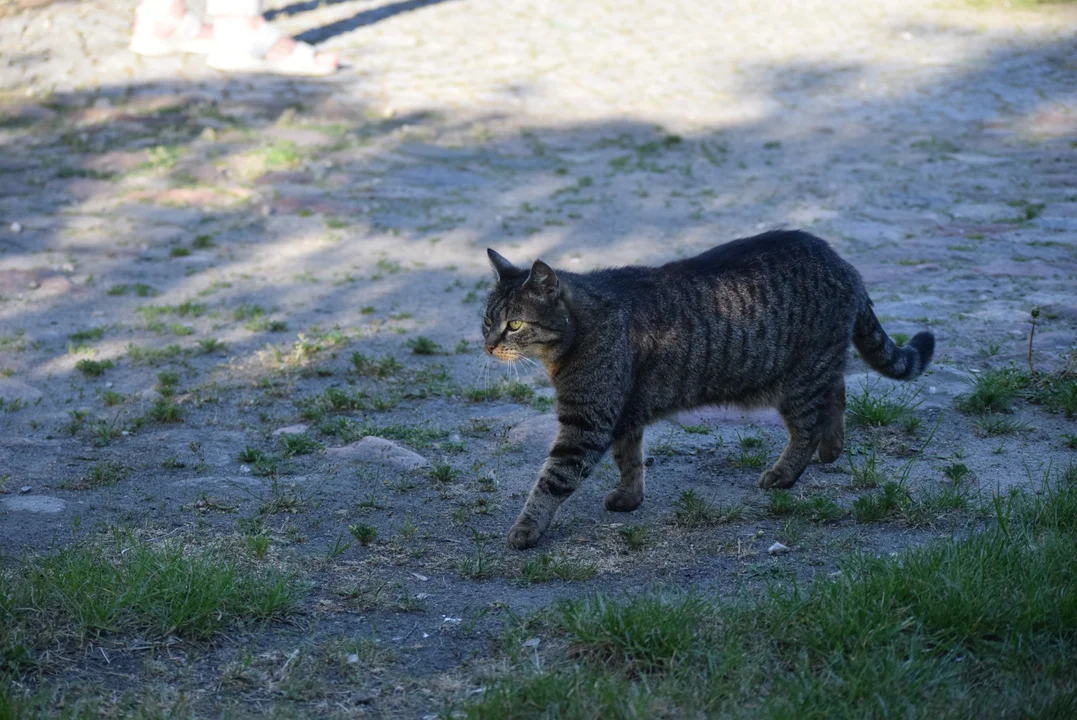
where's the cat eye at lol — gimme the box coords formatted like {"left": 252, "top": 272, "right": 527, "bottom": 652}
{"left": 482, "top": 317, "right": 492, "bottom": 329}
{"left": 507, "top": 320, "right": 523, "bottom": 331}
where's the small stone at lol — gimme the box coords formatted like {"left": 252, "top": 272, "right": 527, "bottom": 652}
{"left": 9, "top": 222, "right": 21, "bottom": 233}
{"left": 326, "top": 436, "right": 430, "bottom": 471}
{"left": 347, "top": 653, "right": 360, "bottom": 665}
{"left": 20, "top": 485, "right": 32, "bottom": 494}
{"left": 768, "top": 542, "right": 791, "bottom": 556}
{"left": 272, "top": 423, "right": 309, "bottom": 437}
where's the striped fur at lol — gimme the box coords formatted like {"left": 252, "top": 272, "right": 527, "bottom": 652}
{"left": 483, "top": 231, "right": 935, "bottom": 549}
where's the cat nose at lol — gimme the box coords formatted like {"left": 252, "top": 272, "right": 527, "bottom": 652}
{"left": 485, "top": 344, "right": 496, "bottom": 354}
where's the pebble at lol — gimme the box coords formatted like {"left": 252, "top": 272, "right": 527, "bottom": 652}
{"left": 9, "top": 222, "right": 21, "bottom": 233}
{"left": 768, "top": 542, "right": 791, "bottom": 556}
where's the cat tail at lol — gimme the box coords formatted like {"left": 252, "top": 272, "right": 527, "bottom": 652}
{"left": 852, "top": 298, "right": 935, "bottom": 381}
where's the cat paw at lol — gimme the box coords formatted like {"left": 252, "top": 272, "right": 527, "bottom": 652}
{"left": 816, "top": 438, "right": 843, "bottom": 464}
{"left": 604, "top": 489, "right": 643, "bottom": 513}
{"left": 507, "top": 519, "right": 542, "bottom": 550}
{"left": 758, "top": 467, "right": 798, "bottom": 489}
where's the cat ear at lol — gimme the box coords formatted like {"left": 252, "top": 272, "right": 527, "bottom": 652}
{"left": 524, "top": 259, "right": 559, "bottom": 299}
{"left": 487, "top": 248, "right": 519, "bottom": 282}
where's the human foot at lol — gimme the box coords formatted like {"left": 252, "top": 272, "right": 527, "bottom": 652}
{"left": 207, "top": 16, "right": 338, "bottom": 76}
{"left": 130, "top": 0, "right": 214, "bottom": 56}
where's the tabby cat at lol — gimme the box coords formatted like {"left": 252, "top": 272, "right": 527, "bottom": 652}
{"left": 482, "top": 230, "right": 934, "bottom": 549}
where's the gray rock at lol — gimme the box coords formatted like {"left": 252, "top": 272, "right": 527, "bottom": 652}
{"left": 508, "top": 414, "right": 559, "bottom": 451}
{"left": 326, "top": 437, "right": 429, "bottom": 471}
{"left": 0, "top": 379, "right": 42, "bottom": 405}
{"left": 2, "top": 496, "right": 66, "bottom": 513}
{"left": 272, "top": 424, "right": 310, "bottom": 437}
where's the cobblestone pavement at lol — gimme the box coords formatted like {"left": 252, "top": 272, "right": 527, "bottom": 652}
{"left": 0, "top": 0, "right": 1076, "bottom": 712}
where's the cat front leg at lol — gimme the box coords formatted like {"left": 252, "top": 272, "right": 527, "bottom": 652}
{"left": 508, "top": 420, "right": 612, "bottom": 549}
{"left": 605, "top": 428, "right": 645, "bottom": 512}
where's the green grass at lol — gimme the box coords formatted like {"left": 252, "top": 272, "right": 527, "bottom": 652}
{"left": 138, "top": 300, "right": 206, "bottom": 320}
{"left": 729, "top": 432, "right": 769, "bottom": 469}
{"left": 406, "top": 336, "right": 444, "bottom": 355}
{"left": 0, "top": 534, "right": 300, "bottom": 669}
{"left": 68, "top": 327, "right": 104, "bottom": 343}
{"left": 465, "top": 380, "right": 535, "bottom": 403}
{"left": 847, "top": 379, "right": 922, "bottom": 427}
{"left": 520, "top": 554, "right": 598, "bottom": 584}
{"left": 348, "top": 523, "right": 378, "bottom": 546}
{"left": 279, "top": 433, "right": 323, "bottom": 457}
{"left": 670, "top": 489, "right": 743, "bottom": 527}
{"left": 767, "top": 491, "right": 845, "bottom": 523}
{"left": 955, "top": 368, "right": 1029, "bottom": 415}
{"left": 975, "top": 415, "right": 1031, "bottom": 437}
{"left": 74, "top": 359, "right": 113, "bottom": 377}
{"left": 852, "top": 481, "right": 907, "bottom": 522}
{"left": 350, "top": 352, "right": 402, "bottom": 378}
{"left": 461, "top": 483, "right": 1077, "bottom": 718}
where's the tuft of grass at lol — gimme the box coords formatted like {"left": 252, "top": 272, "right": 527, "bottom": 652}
{"left": 101, "top": 390, "right": 125, "bottom": 407}
{"left": 942, "top": 462, "right": 972, "bottom": 483}
{"left": 75, "top": 358, "right": 113, "bottom": 377}
{"left": 262, "top": 139, "right": 301, "bottom": 169}
{"left": 768, "top": 491, "right": 844, "bottom": 523}
{"left": 847, "top": 447, "right": 886, "bottom": 489}
{"left": 463, "top": 483, "right": 1077, "bottom": 719}
{"left": 847, "top": 380, "right": 922, "bottom": 427}
{"left": 520, "top": 554, "right": 598, "bottom": 584}
{"left": 69, "top": 327, "right": 104, "bottom": 343}
{"left": 729, "top": 433, "right": 769, "bottom": 469}
{"left": 406, "top": 336, "right": 444, "bottom": 355}
{"left": 975, "top": 415, "right": 1030, "bottom": 437}
{"left": 852, "top": 482, "right": 907, "bottom": 523}
{"left": 0, "top": 534, "right": 300, "bottom": 658}
{"left": 68, "top": 460, "right": 129, "bottom": 489}
{"left": 348, "top": 524, "right": 378, "bottom": 546}
{"left": 671, "top": 489, "right": 743, "bottom": 527}
{"left": 955, "top": 368, "right": 1029, "bottom": 415}
{"left": 279, "top": 433, "right": 323, "bottom": 457}
{"left": 457, "top": 530, "right": 500, "bottom": 579}
{"left": 618, "top": 525, "right": 650, "bottom": 551}
{"left": 429, "top": 463, "right": 459, "bottom": 483}
{"left": 350, "top": 352, "right": 402, "bottom": 378}
{"left": 197, "top": 338, "right": 227, "bottom": 354}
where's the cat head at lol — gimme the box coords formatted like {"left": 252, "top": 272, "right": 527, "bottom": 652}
{"left": 481, "top": 249, "right": 573, "bottom": 365}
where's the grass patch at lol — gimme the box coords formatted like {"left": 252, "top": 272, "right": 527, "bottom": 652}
{"left": 406, "top": 336, "right": 445, "bottom": 355}
{"left": 350, "top": 352, "right": 402, "bottom": 378}
{"left": 465, "top": 380, "right": 535, "bottom": 403}
{"left": 847, "top": 379, "right": 922, "bottom": 427}
{"left": 0, "top": 533, "right": 300, "bottom": 666}
{"left": 74, "top": 359, "right": 113, "bottom": 377}
{"left": 279, "top": 433, "right": 323, "bottom": 457}
{"left": 462, "top": 483, "right": 1077, "bottom": 718}
{"left": 767, "top": 491, "right": 844, "bottom": 523}
{"left": 348, "top": 524, "right": 378, "bottom": 546}
{"left": 955, "top": 368, "right": 1029, "bottom": 415}
{"left": 975, "top": 415, "right": 1031, "bottom": 437}
{"left": 670, "top": 489, "right": 743, "bottom": 527}
{"left": 520, "top": 554, "right": 598, "bottom": 584}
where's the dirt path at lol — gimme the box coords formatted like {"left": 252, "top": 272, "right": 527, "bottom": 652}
{"left": 1, "top": 0, "right": 1075, "bottom": 716}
